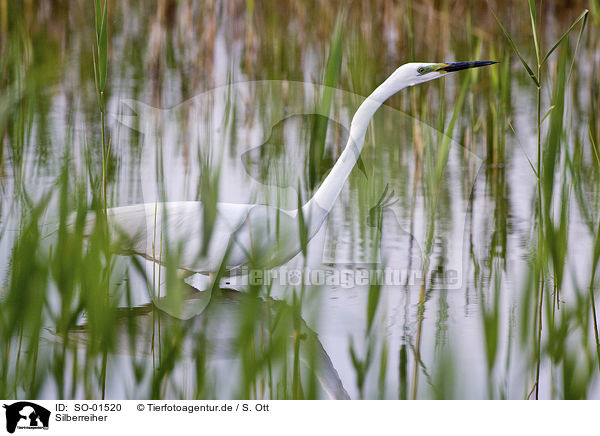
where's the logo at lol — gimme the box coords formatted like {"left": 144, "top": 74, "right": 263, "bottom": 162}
{"left": 2, "top": 402, "right": 50, "bottom": 434}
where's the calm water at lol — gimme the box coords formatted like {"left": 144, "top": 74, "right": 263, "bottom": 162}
{"left": 1, "top": 1, "right": 599, "bottom": 399}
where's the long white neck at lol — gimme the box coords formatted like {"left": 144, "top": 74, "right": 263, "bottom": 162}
{"left": 302, "top": 72, "right": 405, "bottom": 219}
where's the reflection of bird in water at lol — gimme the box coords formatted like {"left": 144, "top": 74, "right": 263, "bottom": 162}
{"left": 241, "top": 114, "right": 367, "bottom": 191}
{"left": 94, "top": 62, "right": 496, "bottom": 314}
{"left": 367, "top": 184, "right": 422, "bottom": 275}
{"left": 61, "top": 287, "right": 350, "bottom": 400}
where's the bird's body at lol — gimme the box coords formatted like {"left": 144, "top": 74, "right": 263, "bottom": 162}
{"left": 104, "top": 199, "right": 328, "bottom": 274}
{"left": 104, "top": 61, "right": 496, "bottom": 294}
{"left": 104, "top": 201, "right": 251, "bottom": 273}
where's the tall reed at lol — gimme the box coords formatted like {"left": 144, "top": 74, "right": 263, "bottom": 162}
{"left": 493, "top": 2, "right": 588, "bottom": 399}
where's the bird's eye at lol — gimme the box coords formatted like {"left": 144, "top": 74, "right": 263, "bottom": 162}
{"left": 417, "top": 67, "right": 426, "bottom": 75}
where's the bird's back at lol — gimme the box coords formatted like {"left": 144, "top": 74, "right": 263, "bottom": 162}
{"left": 103, "top": 199, "right": 325, "bottom": 274}
{"left": 104, "top": 201, "right": 253, "bottom": 273}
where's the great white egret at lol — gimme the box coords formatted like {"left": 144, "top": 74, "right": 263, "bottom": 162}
{"left": 99, "top": 61, "right": 496, "bottom": 313}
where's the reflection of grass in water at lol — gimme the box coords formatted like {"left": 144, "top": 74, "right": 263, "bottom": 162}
{"left": 1, "top": 1, "right": 600, "bottom": 399}
{"left": 494, "top": 3, "right": 592, "bottom": 399}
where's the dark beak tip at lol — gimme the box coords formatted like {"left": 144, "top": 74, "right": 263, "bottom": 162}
{"left": 442, "top": 61, "right": 499, "bottom": 72}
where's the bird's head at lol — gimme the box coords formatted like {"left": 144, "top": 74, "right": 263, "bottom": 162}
{"left": 390, "top": 61, "right": 498, "bottom": 89}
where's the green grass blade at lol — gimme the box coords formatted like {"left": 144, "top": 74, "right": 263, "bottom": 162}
{"left": 508, "top": 119, "right": 538, "bottom": 178}
{"left": 98, "top": 1, "right": 108, "bottom": 91}
{"left": 366, "top": 282, "right": 381, "bottom": 334}
{"left": 92, "top": 44, "right": 99, "bottom": 92}
{"left": 541, "top": 105, "right": 555, "bottom": 124}
{"left": 309, "top": 10, "right": 344, "bottom": 189}
{"left": 94, "top": 0, "right": 101, "bottom": 42}
{"left": 528, "top": 0, "right": 540, "bottom": 63}
{"left": 590, "top": 126, "right": 600, "bottom": 166}
{"left": 541, "top": 9, "right": 589, "bottom": 65}
{"left": 567, "top": 12, "right": 589, "bottom": 83}
{"left": 491, "top": 8, "right": 539, "bottom": 87}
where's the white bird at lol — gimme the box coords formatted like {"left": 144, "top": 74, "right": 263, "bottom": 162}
{"left": 100, "top": 61, "right": 496, "bottom": 315}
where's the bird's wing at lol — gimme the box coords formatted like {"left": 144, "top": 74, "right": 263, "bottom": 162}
{"left": 104, "top": 201, "right": 324, "bottom": 274}
{"left": 105, "top": 201, "right": 253, "bottom": 273}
